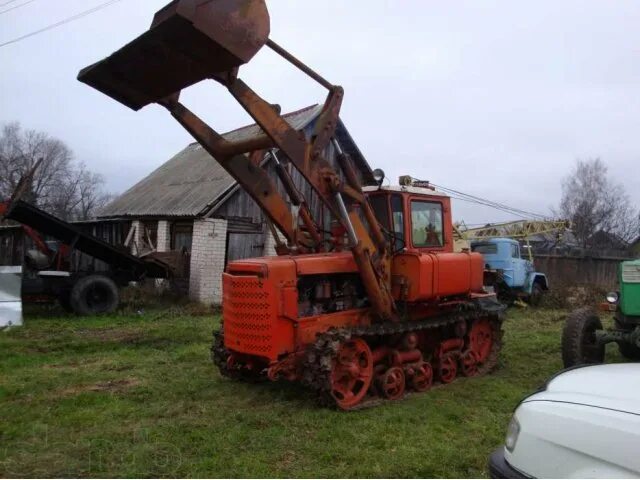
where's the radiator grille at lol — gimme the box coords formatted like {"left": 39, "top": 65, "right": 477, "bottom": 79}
{"left": 622, "top": 264, "right": 640, "bottom": 283}
{"left": 223, "top": 274, "right": 274, "bottom": 357}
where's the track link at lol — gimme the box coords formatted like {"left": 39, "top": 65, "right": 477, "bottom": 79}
{"left": 304, "top": 306, "right": 504, "bottom": 410}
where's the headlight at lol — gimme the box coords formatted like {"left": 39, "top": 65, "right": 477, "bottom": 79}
{"left": 372, "top": 168, "right": 385, "bottom": 186}
{"left": 505, "top": 416, "right": 520, "bottom": 453}
{"left": 606, "top": 291, "right": 619, "bottom": 304}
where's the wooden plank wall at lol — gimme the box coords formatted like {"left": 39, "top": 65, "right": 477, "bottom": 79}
{"left": 534, "top": 254, "right": 627, "bottom": 289}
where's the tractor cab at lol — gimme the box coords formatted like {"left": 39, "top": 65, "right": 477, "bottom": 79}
{"left": 363, "top": 177, "right": 454, "bottom": 255}
{"left": 363, "top": 177, "right": 486, "bottom": 303}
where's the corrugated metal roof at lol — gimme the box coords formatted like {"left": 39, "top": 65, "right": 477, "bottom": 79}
{"left": 99, "top": 105, "right": 324, "bottom": 219}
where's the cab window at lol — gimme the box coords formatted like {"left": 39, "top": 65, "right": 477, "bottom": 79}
{"left": 411, "top": 200, "right": 443, "bottom": 247}
{"left": 511, "top": 244, "right": 520, "bottom": 259}
{"left": 472, "top": 243, "right": 497, "bottom": 255}
{"left": 390, "top": 194, "right": 405, "bottom": 248}
{"left": 369, "top": 195, "right": 390, "bottom": 230}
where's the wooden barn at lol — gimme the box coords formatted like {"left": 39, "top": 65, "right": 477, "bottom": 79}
{"left": 96, "top": 104, "right": 375, "bottom": 304}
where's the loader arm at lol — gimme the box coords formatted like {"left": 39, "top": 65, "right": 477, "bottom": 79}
{"left": 77, "top": 0, "right": 397, "bottom": 321}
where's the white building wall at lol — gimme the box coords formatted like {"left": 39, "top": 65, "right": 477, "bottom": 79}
{"left": 155, "top": 220, "right": 172, "bottom": 292}
{"left": 189, "top": 218, "right": 228, "bottom": 305}
{"left": 263, "top": 226, "right": 287, "bottom": 256}
{"left": 130, "top": 220, "right": 143, "bottom": 256}
{"left": 157, "top": 220, "right": 171, "bottom": 252}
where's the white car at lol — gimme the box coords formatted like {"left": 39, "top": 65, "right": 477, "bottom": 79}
{"left": 0, "top": 266, "right": 22, "bottom": 327}
{"left": 490, "top": 363, "right": 640, "bottom": 478}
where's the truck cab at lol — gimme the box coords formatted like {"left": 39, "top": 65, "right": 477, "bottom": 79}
{"left": 470, "top": 237, "right": 548, "bottom": 305}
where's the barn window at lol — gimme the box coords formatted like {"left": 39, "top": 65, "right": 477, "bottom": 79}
{"left": 143, "top": 221, "right": 158, "bottom": 249}
{"left": 172, "top": 222, "right": 193, "bottom": 253}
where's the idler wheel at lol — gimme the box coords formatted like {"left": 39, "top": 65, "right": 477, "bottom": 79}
{"left": 468, "top": 318, "right": 493, "bottom": 364}
{"left": 330, "top": 338, "right": 373, "bottom": 409}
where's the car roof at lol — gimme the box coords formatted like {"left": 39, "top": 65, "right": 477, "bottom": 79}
{"left": 526, "top": 363, "right": 640, "bottom": 416}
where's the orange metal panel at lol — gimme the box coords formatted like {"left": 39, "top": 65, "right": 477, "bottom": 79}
{"left": 292, "top": 252, "right": 358, "bottom": 275}
{"left": 391, "top": 251, "right": 484, "bottom": 302}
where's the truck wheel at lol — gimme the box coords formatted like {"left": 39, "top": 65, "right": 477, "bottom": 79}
{"left": 528, "top": 283, "right": 544, "bottom": 307}
{"left": 495, "top": 283, "right": 514, "bottom": 307}
{"left": 615, "top": 314, "right": 640, "bottom": 360}
{"left": 70, "top": 275, "right": 119, "bottom": 315}
{"left": 561, "top": 308, "right": 605, "bottom": 368}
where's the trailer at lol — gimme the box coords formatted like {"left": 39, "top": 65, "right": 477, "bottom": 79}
{"left": 1, "top": 180, "right": 174, "bottom": 315}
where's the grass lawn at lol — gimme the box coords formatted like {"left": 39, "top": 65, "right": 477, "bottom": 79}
{"left": 0, "top": 306, "right": 623, "bottom": 478}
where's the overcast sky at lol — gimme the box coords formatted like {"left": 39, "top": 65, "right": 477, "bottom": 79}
{"left": 1, "top": 0, "right": 639, "bottom": 225}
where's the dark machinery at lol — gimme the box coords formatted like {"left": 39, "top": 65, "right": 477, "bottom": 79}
{"left": 1, "top": 170, "right": 172, "bottom": 315}
{"left": 79, "top": 0, "right": 505, "bottom": 408}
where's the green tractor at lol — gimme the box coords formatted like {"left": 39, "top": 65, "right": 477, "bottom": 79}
{"left": 562, "top": 259, "right": 640, "bottom": 367}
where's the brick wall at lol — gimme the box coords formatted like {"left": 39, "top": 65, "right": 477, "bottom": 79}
{"left": 263, "top": 226, "right": 287, "bottom": 256}
{"left": 130, "top": 220, "right": 143, "bottom": 255}
{"left": 157, "top": 220, "right": 171, "bottom": 253}
{"left": 189, "top": 218, "right": 228, "bottom": 305}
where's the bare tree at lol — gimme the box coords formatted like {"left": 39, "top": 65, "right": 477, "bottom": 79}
{"left": 0, "top": 122, "right": 111, "bottom": 220}
{"left": 560, "top": 158, "right": 640, "bottom": 248}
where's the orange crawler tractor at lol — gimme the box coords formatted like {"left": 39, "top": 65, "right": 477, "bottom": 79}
{"left": 79, "top": 0, "right": 504, "bottom": 409}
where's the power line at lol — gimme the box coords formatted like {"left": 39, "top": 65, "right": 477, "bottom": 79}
{"left": 0, "top": 0, "right": 21, "bottom": 8}
{"left": 446, "top": 193, "right": 532, "bottom": 219}
{"left": 0, "top": 0, "right": 38, "bottom": 16}
{"left": 440, "top": 189, "right": 546, "bottom": 220}
{"left": 436, "top": 184, "right": 547, "bottom": 219}
{"left": 0, "top": 0, "right": 123, "bottom": 49}
{"left": 430, "top": 182, "right": 549, "bottom": 220}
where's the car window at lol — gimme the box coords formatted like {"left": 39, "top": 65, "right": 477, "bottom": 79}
{"left": 411, "top": 200, "right": 443, "bottom": 247}
{"left": 511, "top": 244, "right": 520, "bottom": 259}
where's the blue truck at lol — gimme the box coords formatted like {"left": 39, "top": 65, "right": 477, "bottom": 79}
{"left": 470, "top": 237, "right": 548, "bottom": 306}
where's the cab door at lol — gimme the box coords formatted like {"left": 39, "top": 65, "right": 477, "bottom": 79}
{"left": 510, "top": 243, "right": 527, "bottom": 288}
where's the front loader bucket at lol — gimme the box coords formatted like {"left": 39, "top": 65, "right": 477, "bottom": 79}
{"left": 78, "top": 0, "right": 269, "bottom": 110}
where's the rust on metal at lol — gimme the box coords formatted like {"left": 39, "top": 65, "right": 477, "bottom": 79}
{"left": 78, "top": 0, "right": 270, "bottom": 110}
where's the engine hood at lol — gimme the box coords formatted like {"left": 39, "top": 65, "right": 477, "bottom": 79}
{"left": 526, "top": 363, "right": 640, "bottom": 416}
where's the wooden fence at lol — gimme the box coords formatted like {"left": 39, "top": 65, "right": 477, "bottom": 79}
{"left": 533, "top": 254, "right": 631, "bottom": 289}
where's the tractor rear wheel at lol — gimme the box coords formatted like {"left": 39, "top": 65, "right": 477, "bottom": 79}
{"left": 615, "top": 314, "right": 640, "bottom": 360}
{"left": 69, "top": 275, "right": 119, "bottom": 315}
{"left": 561, "top": 308, "right": 605, "bottom": 368}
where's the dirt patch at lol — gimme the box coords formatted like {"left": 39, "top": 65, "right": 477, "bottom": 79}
{"left": 57, "top": 378, "right": 140, "bottom": 397}
{"left": 277, "top": 450, "right": 297, "bottom": 470}
{"left": 75, "top": 329, "right": 144, "bottom": 343}
{"left": 542, "top": 284, "right": 607, "bottom": 309}
{"left": 42, "top": 359, "right": 134, "bottom": 372}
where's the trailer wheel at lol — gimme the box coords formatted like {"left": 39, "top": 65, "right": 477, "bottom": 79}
{"left": 70, "top": 275, "right": 119, "bottom": 315}
{"left": 615, "top": 314, "right": 640, "bottom": 360}
{"left": 561, "top": 308, "right": 605, "bottom": 368}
